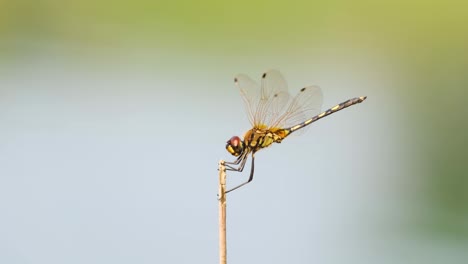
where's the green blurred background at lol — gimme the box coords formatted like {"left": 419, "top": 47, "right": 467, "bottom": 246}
{"left": 1, "top": 0, "right": 467, "bottom": 263}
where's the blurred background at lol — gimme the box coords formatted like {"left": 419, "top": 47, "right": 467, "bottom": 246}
{"left": 1, "top": 1, "right": 467, "bottom": 263}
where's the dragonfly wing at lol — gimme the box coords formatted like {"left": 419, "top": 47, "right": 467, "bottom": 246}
{"left": 234, "top": 74, "right": 260, "bottom": 126}
{"left": 271, "top": 85, "right": 323, "bottom": 132}
{"left": 235, "top": 70, "right": 292, "bottom": 128}
{"left": 256, "top": 70, "right": 291, "bottom": 127}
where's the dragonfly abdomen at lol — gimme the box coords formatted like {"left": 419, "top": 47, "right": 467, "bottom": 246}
{"left": 288, "top": 96, "right": 367, "bottom": 133}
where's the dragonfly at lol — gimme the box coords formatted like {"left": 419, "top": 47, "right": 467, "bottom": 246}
{"left": 224, "top": 70, "right": 367, "bottom": 193}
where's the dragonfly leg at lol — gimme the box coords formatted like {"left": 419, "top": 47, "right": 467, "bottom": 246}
{"left": 224, "top": 155, "right": 242, "bottom": 165}
{"left": 225, "top": 152, "right": 248, "bottom": 171}
{"left": 226, "top": 154, "right": 255, "bottom": 194}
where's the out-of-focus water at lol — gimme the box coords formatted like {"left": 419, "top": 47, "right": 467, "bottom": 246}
{"left": 1, "top": 1, "right": 467, "bottom": 263}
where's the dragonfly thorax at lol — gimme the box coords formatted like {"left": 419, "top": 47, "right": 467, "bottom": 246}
{"left": 226, "top": 136, "right": 245, "bottom": 157}
{"left": 243, "top": 127, "right": 289, "bottom": 152}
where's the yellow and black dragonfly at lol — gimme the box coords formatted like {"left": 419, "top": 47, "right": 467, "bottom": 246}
{"left": 225, "top": 70, "right": 366, "bottom": 193}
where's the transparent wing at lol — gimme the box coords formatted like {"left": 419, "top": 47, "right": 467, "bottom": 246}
{"left": 235, "top": 70, "right": 291, "bottom": 127}
{"left": 234, "top": 74, "right": 260, "bottom": 126}
{"left": 270, "top": 85, "right": 323, "bottom": 132}
{"left": 257, "top": 70, "right": 291, "bottom": 127}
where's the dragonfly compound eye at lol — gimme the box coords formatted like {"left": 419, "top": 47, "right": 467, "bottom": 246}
{"left": 226, "top": 136, "right": 244, "bottom": 156}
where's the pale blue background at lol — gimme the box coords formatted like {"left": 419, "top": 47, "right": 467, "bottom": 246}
{"left": 1, "top": 1, "right": 467, "bottom": 263}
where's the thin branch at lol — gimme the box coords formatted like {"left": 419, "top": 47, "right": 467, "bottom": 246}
{"left": 218, "top": 160, "right": 227, "bottom": 264}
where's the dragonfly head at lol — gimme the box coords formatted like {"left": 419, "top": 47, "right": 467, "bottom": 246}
{"left": 226, "top": 136, "right": 245, "bottom": 157}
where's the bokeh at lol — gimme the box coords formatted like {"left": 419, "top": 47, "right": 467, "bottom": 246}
{"left": 1, "top": 1, "right": 467, "bottom": 263}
